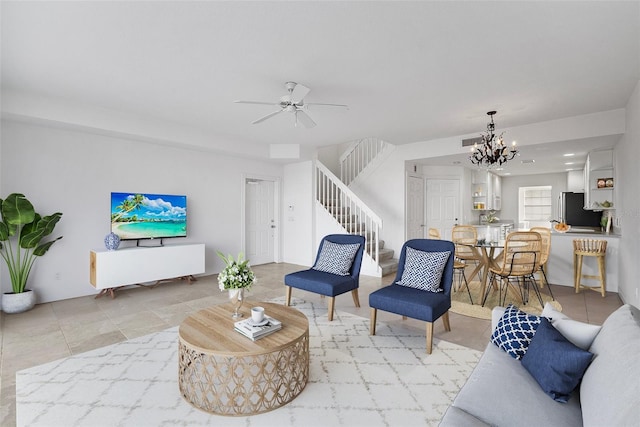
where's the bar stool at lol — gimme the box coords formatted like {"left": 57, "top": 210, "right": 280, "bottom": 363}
{"left": 573, "top": 239, "right": 607, "bottom": 297}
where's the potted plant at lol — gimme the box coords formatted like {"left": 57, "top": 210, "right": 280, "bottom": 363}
{"left": 0, "top": 193, "right": 63, "bottom": 314}
{"left": 217, "top": 251, "right": 256, "bottom": 318}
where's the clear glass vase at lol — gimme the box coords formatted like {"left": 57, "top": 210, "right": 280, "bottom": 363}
{"left": 228, "top": 288, "right": 245, "bottom": 318}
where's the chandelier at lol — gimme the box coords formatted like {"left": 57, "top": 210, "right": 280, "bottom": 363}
{"left": 469, "top": 111, "right": 518, "bottom": 168}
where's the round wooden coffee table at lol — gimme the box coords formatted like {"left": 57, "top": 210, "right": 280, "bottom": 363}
{"left": 178, "top": 301, "right": 309, "bottom": 416}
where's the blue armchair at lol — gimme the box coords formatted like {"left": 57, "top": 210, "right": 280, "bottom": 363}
{"left": 285, "top": 234, "right": 366, "bottom": 321}
{"left": 369, "top": 239, "right": 455, "bottom": 354}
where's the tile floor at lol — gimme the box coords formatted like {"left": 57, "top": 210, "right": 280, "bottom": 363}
{"left": 0, "top": 262, "right": 623, "bottom": 426}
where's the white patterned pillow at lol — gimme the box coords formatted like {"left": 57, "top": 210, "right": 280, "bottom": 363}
{"left": 491, "top": 304, "right": 542, "bottom": 360}
{"left": 312, "top": 241, "right": 361, "bottom": 276}
{"left": 396, "top": 247, "right": 450, "bottom": 292}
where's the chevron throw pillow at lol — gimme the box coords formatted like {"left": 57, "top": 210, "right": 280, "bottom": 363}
{"left": 396, "top": 247, "right": 451, "bottom": 292}
{"left": 491, "top": 304, "right": 542, "bottom": 360}
{"left": 312, "top": 241, "right": 361, "bottom": 276}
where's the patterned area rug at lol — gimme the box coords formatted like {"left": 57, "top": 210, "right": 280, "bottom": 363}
{"left": 16, "top": 299, "right": 481, "bottom": 427}
{"left": 450, "top": 279, "right": 562, "bottom": 320}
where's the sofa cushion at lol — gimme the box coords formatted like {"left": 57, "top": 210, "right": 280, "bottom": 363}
{"left": 396, "top": 247, "right": 450, "bottom": 292}
{"left": 445, "top": 343, "right": 583, "bottom": 426}
{"left": 312, "top": 241, "right": 360, "bottom": 276}
{"left": 491, "top": 304, "right": 541, "bottom": 360}
{"left": 541, "top": 302, "right": 601, "bottom": 350}
{"left": 580, "top": 304, "right": 640, "bottom": 426}
{"left": 521, "top": 318, "right": 593, "bottom": 403}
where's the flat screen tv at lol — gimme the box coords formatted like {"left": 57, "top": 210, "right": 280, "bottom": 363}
{"left": 110, "top": 192, "right": 187, "bottom": 241}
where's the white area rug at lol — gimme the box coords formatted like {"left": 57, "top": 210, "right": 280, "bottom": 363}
{"left": 16, "top": 299, "right": 481, "bottom": 426}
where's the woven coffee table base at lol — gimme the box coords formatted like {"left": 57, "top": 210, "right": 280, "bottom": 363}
{"left": 178, "top": 333, "right": 309, "bottom": 416}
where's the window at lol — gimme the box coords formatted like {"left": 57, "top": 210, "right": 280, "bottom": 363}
{"left": 519, "top": 186, "right": 552, "bottom": 229}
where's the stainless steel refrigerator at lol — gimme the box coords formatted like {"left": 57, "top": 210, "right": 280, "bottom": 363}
{"left": 559, "top": 192, "right": 601, "bottom": 227}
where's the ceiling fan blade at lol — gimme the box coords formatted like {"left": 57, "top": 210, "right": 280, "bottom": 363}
{"left": 305, "top": 102, "right": 349, "bottom": 110}
{"left": 252, "top": 109, "right": 283, "bottom": 124}
{"left": 235, "top": 100, "right": 279, "bottom": 106}
{"left": 296, "top": 110, "right": 316, "bottom": 128}
{"left": 290, "top": 83, "right": 310, "bottom": 104}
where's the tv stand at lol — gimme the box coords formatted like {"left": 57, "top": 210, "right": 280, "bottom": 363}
{"left": 90, "top": 244, "right": 205, "bottom": 298}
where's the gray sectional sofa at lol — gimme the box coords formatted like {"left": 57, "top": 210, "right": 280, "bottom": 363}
{"left": 440, "top": 304, "right": 640, "bottom": 426}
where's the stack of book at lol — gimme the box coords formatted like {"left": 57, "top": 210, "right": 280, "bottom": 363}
{"left": 234, "top": 315, "right": 282, "bottom": 341}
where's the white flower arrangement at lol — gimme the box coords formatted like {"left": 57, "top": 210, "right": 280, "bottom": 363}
{"left": 216, "top": 251, "right": 256, "bottom": 291}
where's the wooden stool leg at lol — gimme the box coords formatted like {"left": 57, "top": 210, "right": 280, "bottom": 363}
{"left": 575, "top": 254, "right": 584, "bottom": 293}
{"left": 598, "top": 255, "right": 607, "bottom": 297}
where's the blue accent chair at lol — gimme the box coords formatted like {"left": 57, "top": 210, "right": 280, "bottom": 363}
{"left": 285, "top": 234, "right": 366, "bottom": 321}
{"left": 369, "top": 239, "right": 455, "bottom": 354}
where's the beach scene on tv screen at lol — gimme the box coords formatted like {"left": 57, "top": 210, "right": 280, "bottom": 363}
{"left": 111, "top": 192, "right": 187, "bottom": 240}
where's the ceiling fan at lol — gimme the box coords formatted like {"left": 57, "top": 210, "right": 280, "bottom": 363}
{"left": 234, "top": 81, "right": 348, "bottom": 128}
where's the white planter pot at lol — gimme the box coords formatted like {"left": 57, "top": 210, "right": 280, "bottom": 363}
{"left": 2, "top": 289, "right": 36, "bottom": 314}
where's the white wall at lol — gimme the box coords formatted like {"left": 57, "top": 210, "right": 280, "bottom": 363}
{"left": 615, "top": 79, "right": 640, "bottom": 307}
{"left": 282, "top": 161, "right": 315, "bottom": 267}
{"left": 0, "top": 120, "right": 283, "bottom": 304}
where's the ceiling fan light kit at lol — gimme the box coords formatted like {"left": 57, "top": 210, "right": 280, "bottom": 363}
{"left": 469, "top": 111, "right": 519, "bottom": 168}
{"left": 234, "top": 81, "right": 348, "bottom": 128}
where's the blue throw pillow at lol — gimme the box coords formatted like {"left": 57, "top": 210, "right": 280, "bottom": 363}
{"left": 312, "top": 241, "right": 360, "bottom": 276}
{"left": 521, "top": 318, "right": 594, "bottom": 403}
{"left": 490, "top": 304, "right": 541, "bottom": 360}
{"left": 396, "top": 247, "right": 450, "bottom": 292}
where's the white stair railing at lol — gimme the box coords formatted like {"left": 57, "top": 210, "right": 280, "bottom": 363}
{"left": 340, "top": 137, "right": 388, "bottom": 186}
{"left": 316, "top": 162, "right": 382, "bottom": 263}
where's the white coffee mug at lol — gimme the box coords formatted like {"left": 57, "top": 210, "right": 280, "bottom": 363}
{"left": 251, "top": 306, "right": 265, "bottom": 323}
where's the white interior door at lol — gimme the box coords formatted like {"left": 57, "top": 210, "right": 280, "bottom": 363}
{"left": 406, "top": 174, "right": 425, "bottom": 239}
{"left": 426, "top": 179, "right": 460, "bottom": 240}
{"left": 245, "top": 179, "right": 275, "bottom": 265}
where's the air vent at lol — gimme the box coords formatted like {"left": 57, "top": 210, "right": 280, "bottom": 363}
{"left": 462, "top": 136, "right": 482, "bottom": 147}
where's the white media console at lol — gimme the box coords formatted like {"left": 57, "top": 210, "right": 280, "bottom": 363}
{"left": 90, "top": 243, "right": 206, "bottom": 298}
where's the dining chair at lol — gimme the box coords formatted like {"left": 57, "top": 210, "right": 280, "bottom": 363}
{"left": 451, "top": 225, "right": 482, "bottom": 283}
{"left": 482, "top": 231, "right": 545, "bottom": 308}
{"left": 432, "top": 227, "right": 472, "bottom": 301}
{"left": 428, "top": 228, "right": 441, "bottom": 239}
{"left": 530, "top": 227, "right": 555, "bottom": 299}
{"left": 369, "top": 239, "right": 455, "bottom": 354}
{"left": 284, "top": 234, "right": 365, "bottom": 321}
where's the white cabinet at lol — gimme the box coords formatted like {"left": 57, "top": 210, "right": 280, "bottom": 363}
{"left": 472, "top": 170, "right": 501, "bottom": 211}
{"left": 585, "top": 149, "right": 614, "bottom": 210}
{"left": 90, "top": 244, "right": 206, "bottom": 292}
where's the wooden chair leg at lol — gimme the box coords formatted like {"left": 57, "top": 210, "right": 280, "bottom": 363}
{"left": 328, "top": 296, "right": 335, "bottom": 321}
{"left": 285, "top": 286, "right": 292, "bottom": 306}
{"left": 426, "top": 322, "right": 434, "bottom": 354}
{"left": 370, "top": 308, "right": 377, "bottom": 335}
{"left": 402, "top": 315, "right": 407, "bottom": 320}
{"left": 442, "top": 311, "right": 451, "bottom": 332}
{"left": 351, "top": 289, "right": 360, "bottom": 307}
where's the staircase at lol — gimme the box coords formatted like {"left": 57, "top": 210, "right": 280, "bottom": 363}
{"left": 316, "top": 141, "right": 399, "bottom": 276}
{"left": 321, "top": 196, "right": 398, "bottom": 276}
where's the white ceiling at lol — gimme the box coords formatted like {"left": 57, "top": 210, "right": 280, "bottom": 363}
{"left": 2, "top": 1, "right": 639, "bottom": 175}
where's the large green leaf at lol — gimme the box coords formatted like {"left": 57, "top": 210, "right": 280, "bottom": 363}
{"left": 33, "top": 236, "right": 63, "bottom": 256}
{"left": 35, "top": 213, "right": 63, "bottom": 236}
{"left": 0, "top": 221, "right": 8, "bottom": 241}
{"left": 1, "top": 193, "right": 35, "bottom": 226}
{"left": 20, "top": 227, "right": 46, "bottom": 249}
